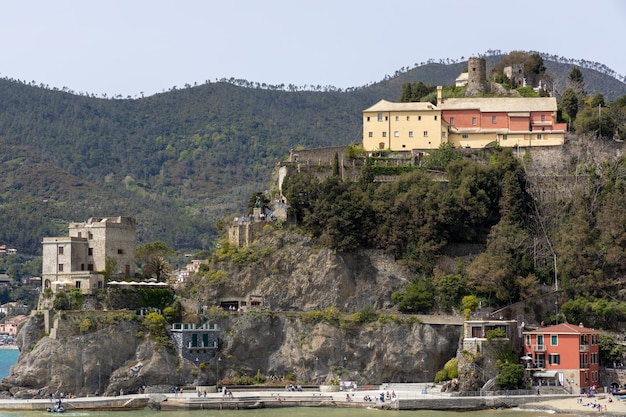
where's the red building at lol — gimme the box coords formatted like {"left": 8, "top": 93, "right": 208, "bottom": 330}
{"left": 438, "top": 94, "right": 567, "bottom": 149}
{"left": 523, "top": 323, "right": 599, "bottom": 394}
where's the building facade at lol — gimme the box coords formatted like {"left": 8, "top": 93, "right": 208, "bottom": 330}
{"left": 362, "top": 100, "right": 446, "bottom": 152}
{"left": 41, "top": 217, "right": 136, "bottom": 295}
{"left": 523, "top": 323, "right": 600, "bottom": 394}
{"left": 439, "top": 94, "right": 567, "bottom": 149}
{"left": 361, "top": 91, "right": 567, "bottom": 153}
{"left": 170, "top": 322, "right": 219, "bottom": 364}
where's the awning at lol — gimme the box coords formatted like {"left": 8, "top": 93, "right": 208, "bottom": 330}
{"left": 533, "top": 371, "right": 558, "bottom": 378}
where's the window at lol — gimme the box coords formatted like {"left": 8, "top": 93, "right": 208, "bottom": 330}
{"left": 535, "top": 353, "right": 545, "bottom": 368}
{"left": 382, "top": 132, "right": 387, "bottom": 137}
{"left": 492, "top": 116, "right": 497, "bottom": 124}
{"left": 58, "top": 246, "right": 64, "bottom": 255}
{"left": 88, "top": 248, "right": 93, "bottom": 256}
{"left": 408, "top": 131, "right": 414, "bottom": 137}
{"left": 526, "top": 335, "right": 531, "bottom": 346}
{"left": 88, "top": 233, "right": 93, "bottom": 239}
{"left": 395, "top": 116, "right": 399, "bottom": 121}
{"left": 537, "top": 335, "right": 544, "bottom": 347}
{"left": 580, "top": 353, "right": 588, "bottom": 368}
{"left": 462, "top": 134, "right": 469, "bottom": 139}
{"left": 549, "top": 354, "right": 560, "bottom": 365}
{"left": 472, "top": 117, "right": 477, "bottom": 125}
{"left": 406, "top": 116, "right": 410, "bottom": 121}
{"left": 434, "top": 115, "right": 438, "bottom": 121}
{"left": 87, "top": 264, "right": 94, "bottom": 271}
{"left": 394, "top": 131, "right": 399, "bottom": 137}
{"left": 503, "top": 134, "right": 508, "bottom": 140}
{"left": 377, "top": 113, "right": 383, "bottom": 122}
{"left": 423, "top": 131, "right": 429, "bottom": 137}
{"left": 402, "top": 144, "right": 406, "bottom": 148}
{"left": 366, "top": 116, "right": 370, "bottom": 122}
{"left": 450, "top": 117, "right": 455, "bottom": 125}
{"left": 418, "top": 116, "right": 422, "bottom": 121}
{"left": 442, "top": 131, "right": 446, "bottom": 138}
{"left": 591, "top": 352, "right": 598, "bottom": 364}
{"left": 77, "top": 232, "right": 82, "bottom": 238}
{"left": 368, "top": 132, "right": 373, "bottom": 137}
{"left": 58, "top": 264, "right": 64, "bottom": 272}
{"left": 536, "top": 134, "right": 542, "bottom": 139}
{"left": 117, "top": 249, "right": 124, "bottom": 254}
{"left": 551, "top": 335, "right": 558, "bottom": 346}
{"left": 541, "top": 114, "right": 545, "bottom": 122}
{"left": 75, "top": 281, "right": 81, "bottom": 289}
{"left": 580, "top": 335, "right": 588, "bottom": 345}
{"left": 379, "top": 143, "right": 385, "bottom": 150}
{"left": 81, "top": 264, "right": 85, "bottom": 271}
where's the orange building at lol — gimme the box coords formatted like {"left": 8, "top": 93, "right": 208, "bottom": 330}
{"left": 438, "top": 95, "right": 567, "bottom": 149}
{"left": 523, "top": 323, "right": 599, "bottom": 394}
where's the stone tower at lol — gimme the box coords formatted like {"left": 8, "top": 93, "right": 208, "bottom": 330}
{"left": 465, "top": 57, "right": 487, "bottom": 96}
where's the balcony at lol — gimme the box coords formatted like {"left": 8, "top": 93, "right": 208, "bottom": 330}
{"left": 580, "top": 344, "right": 590, "bottom": 352}
{"left": 532, "top": 344, "right": 546, "bottom": 352}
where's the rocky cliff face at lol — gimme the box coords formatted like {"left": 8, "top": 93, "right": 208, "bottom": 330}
{"left": 1, "top": 230, "right": 466, "bottom": 398}
{"left": 212, "top": 313, "right": 461, "bottom": 385}
{"left": 2, "top": 312, "right": 461, "bottom": 397}
{"left": 192, "top": 230, "right": 413, "bottom": 312}
{"left": 1, "top": 312, "right": 198, "bottom": 398}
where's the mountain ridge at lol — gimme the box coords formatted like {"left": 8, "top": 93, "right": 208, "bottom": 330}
{"left": 1, "top": 54, "right": 624, "bottom": 254}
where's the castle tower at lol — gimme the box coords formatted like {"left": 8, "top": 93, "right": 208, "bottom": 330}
{"left": 466, "top": 57, "right": 487, "bottom": 96}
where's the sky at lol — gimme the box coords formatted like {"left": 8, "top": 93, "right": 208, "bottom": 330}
{"left": 2, "top": 0, "right": 625, "bottom": 98}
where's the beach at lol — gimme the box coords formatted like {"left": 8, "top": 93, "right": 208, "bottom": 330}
{"left": 523, "top": 394, "right": 625, "bottom": 415}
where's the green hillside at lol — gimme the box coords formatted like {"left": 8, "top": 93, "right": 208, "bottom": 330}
{"left": 0, "top": 53, "right": 624, "bottom": 254}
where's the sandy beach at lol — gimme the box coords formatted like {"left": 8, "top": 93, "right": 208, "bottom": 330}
{"left": 523, "top": 394, "right": 625, "bottom": 415}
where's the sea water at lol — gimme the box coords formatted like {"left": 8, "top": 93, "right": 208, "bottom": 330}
{"left": 0, "top": 348, "right": 19, "bottom": 380}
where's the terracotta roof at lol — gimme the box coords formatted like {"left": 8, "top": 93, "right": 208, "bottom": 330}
{"left": 363, "top": 99, "right": 438, "bottom": 112}
{"left": 526, "top": 323, "right": 598, "bottom": 334}
{"left": 439, "top": 97, "right": 557, "bottom": 113}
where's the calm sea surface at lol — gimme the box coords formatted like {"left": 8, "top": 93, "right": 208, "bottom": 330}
{"left": 0, "top": 349, "right": 19, "bottom": 380}
{"left": 0, "top": 352, "right": 556, "bottom": 417}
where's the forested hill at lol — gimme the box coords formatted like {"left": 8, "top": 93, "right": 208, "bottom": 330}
{"left": 0, "top": 54, "right": 624, "bottom": 255}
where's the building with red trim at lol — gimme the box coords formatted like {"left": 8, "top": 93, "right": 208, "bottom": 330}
{"left": 523, "top": 323, "right": 599, "bottom": 394}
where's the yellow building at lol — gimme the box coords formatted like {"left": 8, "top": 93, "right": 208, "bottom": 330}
{"left": 362, "top": 100, "right": 447, "bottom": 152}
{"left": 363, "top": 92, "right": 567, "bottom": 152}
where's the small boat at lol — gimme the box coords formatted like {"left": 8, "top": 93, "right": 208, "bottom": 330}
{"left": 47, "top": 400, "right": 65, "bottom": 413}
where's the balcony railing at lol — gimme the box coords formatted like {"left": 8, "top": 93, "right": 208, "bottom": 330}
{"left": 532, "top": 344, "right": 545, "bottom": 352}
{"left": 580, "top": 344, "right": 590, "bottom": 352}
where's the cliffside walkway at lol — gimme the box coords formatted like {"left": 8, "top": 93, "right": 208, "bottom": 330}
{"left": 412, "top": 314, "right": 465, "bottom": 326}
{"left": 0, "top": 387, "right": 577, "bottom": 412}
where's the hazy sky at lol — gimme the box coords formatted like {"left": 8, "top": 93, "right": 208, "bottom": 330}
{"left": 2, "top": 0, "right": 625, "bottom": 97}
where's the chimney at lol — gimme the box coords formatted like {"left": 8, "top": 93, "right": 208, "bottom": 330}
{"left": 437, "top": 86, "right": 443, "bottom": 106}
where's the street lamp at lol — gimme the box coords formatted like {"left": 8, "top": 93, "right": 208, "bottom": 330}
{"left": 315, "top": 357, "right": 319, "bottom": 378}
{"left": 216, "top": 356, "right": 221, "bottom": 392}
{"left": 97, "top": 361, "right": 101, "bottom": 396}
